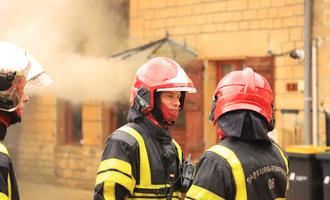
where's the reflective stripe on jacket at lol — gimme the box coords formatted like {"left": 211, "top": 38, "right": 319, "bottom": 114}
{"left": 0, "top": 143, "right": 12, "bottom": 200}
{"left": 186, "top": 137, "right": 289, "bottom": 200}
{"left": 95, "top": 124, "right": 183, "bottom": 200}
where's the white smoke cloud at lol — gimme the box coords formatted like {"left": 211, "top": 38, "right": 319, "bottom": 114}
{"left": 0, "top": 0, "right": 146, "bottom": 103}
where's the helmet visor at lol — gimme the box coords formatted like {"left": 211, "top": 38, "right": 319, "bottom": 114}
{"left": 25, "top": 52, "right": 52, "bottom": 88}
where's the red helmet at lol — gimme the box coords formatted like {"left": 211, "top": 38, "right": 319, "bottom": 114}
{"left": 209, "top": 67, "right": 273, "bottom": 124}
{"left": 130, "top": 57, "right": 196, "bottom": 113}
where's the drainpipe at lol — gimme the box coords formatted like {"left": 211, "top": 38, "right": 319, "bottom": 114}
{"left": 304, "top": 0, "right": 312, "bottom": 145}
{"left": 312, "top": 39, "right": 318, "bottom": 146}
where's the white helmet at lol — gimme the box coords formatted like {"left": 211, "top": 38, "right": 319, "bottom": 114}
{"left": 0, "top": 41, "right": 52, "bottom": 112}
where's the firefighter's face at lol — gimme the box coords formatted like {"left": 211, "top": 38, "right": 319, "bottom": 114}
{"left": 16, "top": 92, "right": 28, "bottom": 116}
{"left": 160, "top": 91, "right": 181, "bottom": 110}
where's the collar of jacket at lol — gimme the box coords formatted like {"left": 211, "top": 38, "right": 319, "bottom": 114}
{"left": 0, "top": 123, "right": 6, "bottom": 141}
{"left": 218, "top": 110, "right": 271, "bottom": 142}
{"left": 127, "top": 107, "right": 172, "bottom": 145}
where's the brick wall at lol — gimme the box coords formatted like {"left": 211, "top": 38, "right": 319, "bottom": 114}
{"left": 16, "top": 96, "right": 57, "bottom": 183}
{"left": 14, "top": 97, "right": 103, "bottom": 190}
{"left": 313, "top": 0, "right": 330, "bottom": 145}
{"left": 130, "top": 0, "right": 306, "bottom": 148}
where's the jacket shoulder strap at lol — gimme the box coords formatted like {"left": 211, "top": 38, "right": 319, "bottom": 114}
{"left": 207, "top": 145, "right": 247, "bottom": 200}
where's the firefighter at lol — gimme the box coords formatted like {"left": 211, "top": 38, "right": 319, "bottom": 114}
{"left": 186, "top": 68, "right": 289, "bottom": 200}
{"left": 94, "top": 57, "right": 196, "bottom": 200}
{"left": 0, "top": 41, "right": 52, "bottom": 200}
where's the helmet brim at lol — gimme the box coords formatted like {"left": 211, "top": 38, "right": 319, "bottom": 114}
{"left": 157, "top": 87, "right": 196, "bottom": 93}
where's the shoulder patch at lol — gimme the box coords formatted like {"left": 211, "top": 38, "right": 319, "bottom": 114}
{"left": 110, "top": 129, "right": 138, "bottom": 147}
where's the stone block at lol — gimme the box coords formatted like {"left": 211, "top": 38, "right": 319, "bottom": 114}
{"left": 273, "top": 19, "right": 283, "bottom": 28}
{"left": 197, "top": 30, "right": 269, "bottom": 58}
{"left": 250, "top": 20, "right": 260, "bottom": 29}
{"left": 193, "top": 4, "right": 202, "bottom": 14}
{"left": 278, "top": 6, "right": 295, "bottom": 17}
{"left": 202, "top": 2, "right": 226, "bottom": 13}
{"left": 243, "top": 10, "right": 257, "bottom": 20}
{"left": 214, "top": 12, "right": 232, "bottom": 22}
{"left": 224, "top": 22, "right": 240, "bottom": 31}
{"left": 176, "top": 16, "right": 194, "bottom": 26}
{"left": 290, "top": 27, "right": 303, "bottom": 41}
{"left": 227, "top": 0, "right": 248, "bottom": 11}
{"left": 83, "top": 122, "right": 101, "bottom": 146}
{"left": 269, "top": 29, "right": 290, "bottom": 43}
{"left": 257, "top": 9, "right": 268, "bottom": 19}
{"left": 271, "top": 0, "right": 285, "bottom": 7}
{"left": 172, "top": 26, "right": 187, "bottom": 35}
{"left": 129, "top": 0, "right": 138, "bottom": 18}
{"left": 248, "top": 0, "right": 260, "bottom": 9}
{"left": 260, "top": 0, "right": 272, "bottom": 7}
{"left": 176, "top": 6, "right": 193, "bottom": 16}
{"left": 240, "top": 21, "right": 250, "bottom": 30}
{"left": 260, "top": 19, "right": 273, "bottom": 29}
{"left": 283, "top": 16, "right": 298, "bottom": 27}
{"left": 268, "top": 8, "right": 279, "bottom": 18}
{"left": 83, "top": 105, "right": 102, "bottom": 121}
{"left": 294, "top": 4, "right": 304, "bottom": 15}
{"left": 201, "top": 24, "right": 217, "bottom": 33}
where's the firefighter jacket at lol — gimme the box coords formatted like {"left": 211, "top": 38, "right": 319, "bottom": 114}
{"left": 186, "top": 138, "right": 288, "bottom": 200}
{"left": 94, "top": 108, "right": 184, "bottom": 200}
{"left": 186, "top": 111, "right": 289, "bottom": 200}
{"left": 0, "top": 142, "right": 20, "bottom": 200}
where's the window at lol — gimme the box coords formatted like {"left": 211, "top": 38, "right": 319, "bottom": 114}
{"left": 216, "top": 60, "right": 244, "bottom": 81}
{"left": 57, "top": 100, "right": 83, "bottom": 145}
{"left": 101, "top": 102, "right": 129, "bottom": 144}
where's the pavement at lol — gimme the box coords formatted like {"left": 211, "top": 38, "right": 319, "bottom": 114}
{"left": 18, "top": 180, "right": 93, "bottom": 200}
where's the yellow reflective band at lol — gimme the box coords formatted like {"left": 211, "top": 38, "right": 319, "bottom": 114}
{"left": 273, "top": 144, "right": 289, "bottom": 174}
{"left": 172, "top": 139, "right": 183, "bottom": 162}
{"left": 186, "top": 184, "right": 225, "bottom": 200}
{"left": 208, "top": 145, "right": 247, "bottom": 200}
{"left": 96, "top": 171, "right": 136, "bottom": 194}
{"left": 0, "top": 143, "right": 9, "bottom": 155}
{"left": 275, "top": 198, "right": 285, "bottom": 200}
{"left": 0, "top": 192, "right": 9, "bottom": 200}
{"left": 119, "top": 126, "right": 151, "bottom": 186}
{"left": 103, "top": 181, "right": 115, "bottom": 200}
{"left": 0, "top": 144, "right": 11, "bottom": 200}
{"left": 98, "top": 158, "right": 132, "bottom": 176}
{"left": 7, "top": 173, "right": 11, "bottom": 200}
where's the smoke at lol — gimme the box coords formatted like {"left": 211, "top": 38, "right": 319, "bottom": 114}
{"left": 0, "top": 0, "right": 145, "bottom": 103}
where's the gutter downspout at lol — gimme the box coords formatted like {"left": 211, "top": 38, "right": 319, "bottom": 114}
{"left": 304, "top": 0, "right": 312, "bottom": 145}
{"left": 312, "top": 39, "right": 318, "bottom": 146}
